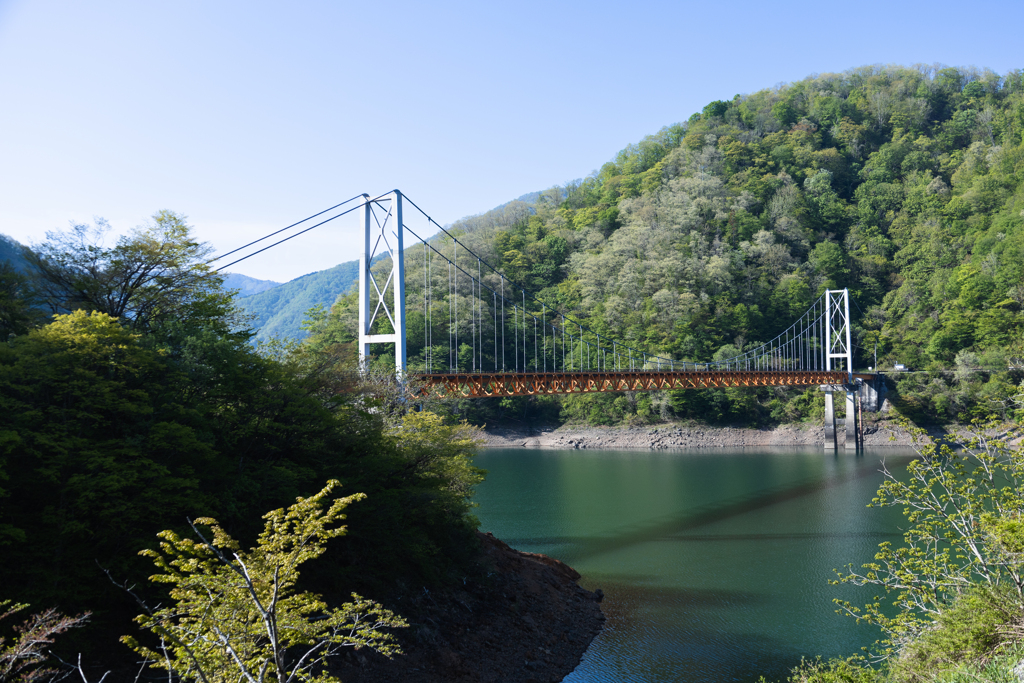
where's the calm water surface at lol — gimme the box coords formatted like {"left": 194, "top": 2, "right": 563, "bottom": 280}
{"left": 472, "top": 447, "right": 916, "bottom": 683}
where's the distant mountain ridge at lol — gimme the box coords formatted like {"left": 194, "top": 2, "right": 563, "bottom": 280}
{"left": 235, "top": 259, "right": 360, "bottom": 342}
{"left": 221, "top": 272, "right": 281, "bottom": 297}
{"left": 0, "top": 233, "right": 28, "bottom": 270}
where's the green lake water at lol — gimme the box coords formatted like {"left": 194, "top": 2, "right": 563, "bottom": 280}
{"left": 472, "top": 447, "right": 916, "bottom": 683}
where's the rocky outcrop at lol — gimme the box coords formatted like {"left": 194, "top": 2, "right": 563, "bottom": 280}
{"left": 332, "top": 532, "right": 604, "bottom": 683}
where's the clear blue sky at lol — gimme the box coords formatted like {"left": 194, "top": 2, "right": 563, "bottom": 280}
{"left": 2, "top": 0, "right": 1022, "bottom": 282}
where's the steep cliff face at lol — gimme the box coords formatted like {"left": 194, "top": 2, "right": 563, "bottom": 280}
{"left": 332, "top": 532, "right": 605, "bottom": 683}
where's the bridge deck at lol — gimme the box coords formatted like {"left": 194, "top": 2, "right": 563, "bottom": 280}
{"left": 414, "top": 370, "right": 852, "bottom": 398}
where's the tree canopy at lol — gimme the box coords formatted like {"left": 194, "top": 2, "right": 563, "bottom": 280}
{"left": 24, "top": 211, "right": 232, "bottom": 332}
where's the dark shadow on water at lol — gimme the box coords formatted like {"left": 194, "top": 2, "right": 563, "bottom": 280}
{"left": 586, "top": 577, "right": 766, "bottom": 608}
{"left": 508, "top": 458, "right": 912, "bottom": 564}
{"left": 504, "top": 530, "right": 901, "bottom": 548}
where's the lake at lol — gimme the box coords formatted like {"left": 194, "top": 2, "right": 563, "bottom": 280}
{"left": 472, "top": 447, "right": 916, "bottom": 683}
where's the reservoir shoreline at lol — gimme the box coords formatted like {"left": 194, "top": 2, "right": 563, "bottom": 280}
{"left": 478, "top": 418, "right": 940, "bottom": 450}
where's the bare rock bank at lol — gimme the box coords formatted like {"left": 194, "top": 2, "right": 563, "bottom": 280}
{"left": 479, "top": 418, "right": 926, "bottom": 450}
{"left": 333, "top": 532, "right": 604, "bottom": 683}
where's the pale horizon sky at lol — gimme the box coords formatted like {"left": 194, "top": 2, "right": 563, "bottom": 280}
{"left": 2, "top": 0, "right": 1023, "bottom": 282}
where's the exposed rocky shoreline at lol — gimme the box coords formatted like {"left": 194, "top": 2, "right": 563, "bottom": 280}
{"left": 478, "top": 418, "right": 928, "bottom": 450}
{"left": 334, "top": 532, "right": 604, "bottom": 683}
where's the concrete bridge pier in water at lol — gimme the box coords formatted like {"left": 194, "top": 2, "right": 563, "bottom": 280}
{"left": 845, "top": 389, "right": 858, "bottom": 450}
{"left": 822, "top": 386, "right": 858, "bottom": 451}
{"left": 822, "top": 375, "right": 886, "bottom": 451}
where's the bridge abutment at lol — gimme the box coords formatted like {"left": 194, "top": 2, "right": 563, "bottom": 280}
{"left": 858, "top": 375, "right": 886, "bottom": 412}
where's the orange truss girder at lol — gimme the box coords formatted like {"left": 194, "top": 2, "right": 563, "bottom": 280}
{"left": 413, "top": 370, "right": 850, "bottom": 398}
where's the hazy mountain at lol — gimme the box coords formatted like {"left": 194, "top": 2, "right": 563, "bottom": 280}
{"left": 221, "top": 272, "right": 281, "bottom": 297}
{"left": 0, "top": 233, "right": 28, "bottom": 270}
{"left": 235, "top": 259, "right": 360, "bottom": 342}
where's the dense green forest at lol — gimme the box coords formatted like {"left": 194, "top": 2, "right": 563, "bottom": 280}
{"left": 314, "top": 63, "right": 1024, "bottom": 427}
{"left": 0, "top": 216, "right": 483, "bottom": 675}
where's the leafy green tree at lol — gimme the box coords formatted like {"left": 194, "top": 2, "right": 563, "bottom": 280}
{"left": 0, "top": 310, "right": 213, "bottom": 610}
{"left": 0, "top": 262, "right": 41, "bottom": 337}
{"left": 24, "top": 212, "right": 232, "bottom": 332}
{"left": 807, "top": 241, "right": 848, "bottom": 289}
{"left": 892, "top": 583, "right": 1021, "bottom": 677}
{"left": 0, "top": 299, "right": 487, "bottom": 635}
{"left": 124, "top": 481, "right": 406, "bottom": 683}
{"left": 702, "top": 100, "right": 730, "bottom": 119}
{"left": 833, "top": 424, "right": 1024, "bottom": 658}
{"left": 327, "top": 410, "right": 485, "bottom": 590}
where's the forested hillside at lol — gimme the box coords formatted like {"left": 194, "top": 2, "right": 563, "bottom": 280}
{"left": 221, "top": 271, "right": 281, "bottom": 297}
{"left": 236, "top": 259, "right": 360, "bottom": 342}
{"left": 315, "top": 64, "right": 1024, "bottom": 426}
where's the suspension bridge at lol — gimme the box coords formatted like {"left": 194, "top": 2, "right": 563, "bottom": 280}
{"left": 214, "top": 190, "right": 880, "bottom": 450}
